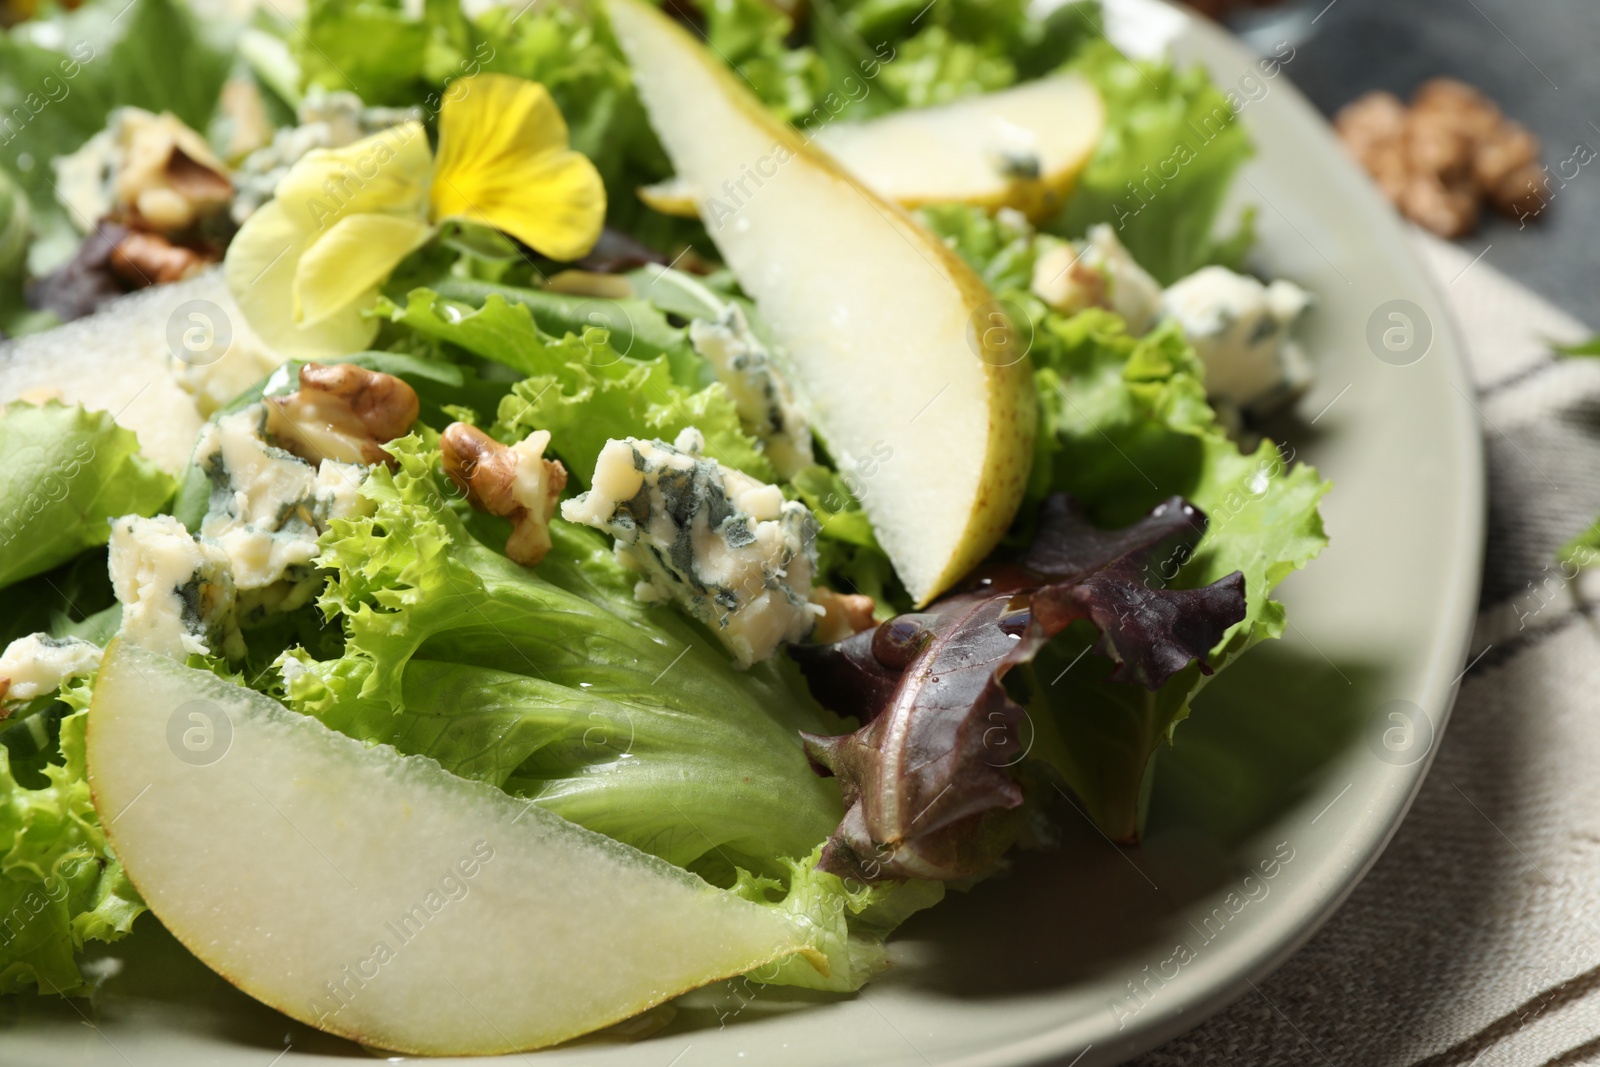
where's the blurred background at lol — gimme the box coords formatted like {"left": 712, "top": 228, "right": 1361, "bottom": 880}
{"left": 1205, "top": 0, "right": 1598, "bottom": 326}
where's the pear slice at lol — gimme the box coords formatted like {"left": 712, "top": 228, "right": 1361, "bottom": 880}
{"left": 811, "top": 74, "right": 1104, "bottom": 220}
{"left": 638, "top": 75, "right": 1104, "bottom": 222}
{"left": 607, "top": 0, "right": 1037, "bottom": 605}
{"left": 0, "top": 270, "right": 276, "bottom": 472}
{"left": 86, "top": 642, "right": 813, "bottom": 1055}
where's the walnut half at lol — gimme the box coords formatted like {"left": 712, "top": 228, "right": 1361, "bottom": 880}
{"left": 109, "top": 231, "right": 216, "bottom": 287}
{"left": 265, "top": 363, "right": 420, "bottom": 467}
{"left": 440, "top": 423, "right": 569, "bottom": 567}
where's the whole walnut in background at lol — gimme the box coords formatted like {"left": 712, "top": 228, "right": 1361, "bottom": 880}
{"left": 1336, "top": 78, "right": 1545, "bottom": 238}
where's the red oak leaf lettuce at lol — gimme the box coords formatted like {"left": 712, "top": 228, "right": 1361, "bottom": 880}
{"left": 793, "top": 494, "right": 1245, "bottom": 883}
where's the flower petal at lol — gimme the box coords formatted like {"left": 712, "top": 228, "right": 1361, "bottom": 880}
{"left": 275, "top": 122, "right": 433, "bottom": 232}
{"left": 430, "top": 75, "right": 606, "bottom": 261}
{"left": 293, "top": 213, "right": 433, "bottom": 328}
{"left": 224, "top": 201, "right": 377, "bottom": 360}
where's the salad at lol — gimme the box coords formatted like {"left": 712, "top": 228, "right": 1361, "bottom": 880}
{"left": 0, "top": 0, "right": 1329, "bottom": 1052}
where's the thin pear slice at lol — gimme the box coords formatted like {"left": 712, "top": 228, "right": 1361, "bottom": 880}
{"left": 639, "top": 75, "right": 1105, "bottom": 222}
{"left": 812, "top": 73, "right": 1103, "bottom": 219}
{"left": 86, "top": 643, "right": 813, "bottom": 1055}
{"left": 607, "top": 0, "right": 1037, "bottom": 605}
{"left": 0, "top": 270, "right": 276, "bottom": 472}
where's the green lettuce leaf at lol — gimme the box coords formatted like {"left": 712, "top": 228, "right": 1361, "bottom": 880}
{"left": 1023, "top": 309, "right": 1328, "bottom": 840}
{"left": 381, "top": 287, "right": 774, "bottom": 483}
{"left": 276, "top": 435, "right": 948, "bottom": 985}
{"left": 281, "top": 434, "right": 840, "bottom": 875}
{"left": 298, "top": 0, "right": 430, "bottom": 104}
{"left": 0, "top": 550, "right": 118, "bottom": 650}
{"left": 917, "top": 202, "right": 1040, "bottom": 293}
{"left": 0, "top": 402, "right": 175, "bottom": 591}
{"left": 1053, "top": 39, "right": 1254, "bottom": 284}
{"left": 0, "top": 677, "right": 145, "bottom": 995}
{"left": 0, "top": 169, "right": 31, "bottom": 333}
{"left": 1561, "top": 516, "right": 1600, "bottom": 568}
{"left": 732, "top": 845, "right": 944, "bottom": 991}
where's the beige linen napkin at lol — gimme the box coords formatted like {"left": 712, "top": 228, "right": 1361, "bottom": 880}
{"left": 1131, "top": 231, "right": 1600, "bottom": 1067}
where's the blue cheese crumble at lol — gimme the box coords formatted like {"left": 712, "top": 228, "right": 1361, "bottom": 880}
{"left": 193, "top": 404, "right": 371, "bottom": 619}
{"left": 0, "top": 635, "right": 103, "bottom": 705}
{"left": 561, "top": 428, "right": 820, "bottom": 667}
{"left": 1032, "top": 224, "right": 1314, "bottom": 416}
{"left": 1161, "top": 267, "right": 1313, "bottom": 415}
{"left": 688, "top": 304, "right": 813, "bottom": 479}
{"left": 109, "top": 403, "right": 375, "bottom": 659}
{"left": 109, "top": 514, "right": 243, "bottom": 660}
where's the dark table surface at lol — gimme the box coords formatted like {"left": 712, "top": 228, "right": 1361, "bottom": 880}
{"left": 1256, "top": 0, "right": 1598, "bottom": 329}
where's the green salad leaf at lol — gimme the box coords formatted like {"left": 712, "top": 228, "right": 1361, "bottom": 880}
{"left": 733, "top": 844, "right": 943, "bottom": 991}
{"left": 297, "top": 0, "right": 431, "bottom": 104}
{"left": 0, "top": 678, "right": 145, "bottom": 995}
{"left": 0, "top": 402, "right": 175, "bottom": 591}
{"left": 281, "top": 435, "right": 841, "bottom": 875}
{"left": 274, "top": 435, "right": 943, "bottom": 987}
{"left": 1054, "top": 39, "right": 1254, "bottom": 284}
{"left": 923, "top": 204, "right": 1326, "bottom": 840}
{"left": 1025, "top": 309, "right": 1328, "bottom": 840}
{"left": 382, "top": 287, "right": 774, "bottom": 483}
{"left": 0, "top": 550, "right": 119, "bottom": 650}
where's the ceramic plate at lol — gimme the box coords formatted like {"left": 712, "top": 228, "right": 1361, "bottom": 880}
{"left": 3, "top": 1, "right": 1484, "bottom": 1063}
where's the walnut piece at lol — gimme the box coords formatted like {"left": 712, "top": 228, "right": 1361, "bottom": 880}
{"left": 1335, "top": 79, "right": 1545, "bottom": 237}
{"left": 111, "top": 109, "right": 233, "bottom": 234}
{"left": 109, "top": 231, "right": 216, "bottom": 287}
{"left": 440, "top": 423, "right": 569, "bottom": 567}
{"left": 810, "top": 587, "right": 877, "bottom": 644}
{"left": 265, "top": 363, "right": 420, "bottom": 467}
{"left": 1334, "top": 91, "right": 1408, "bottom": 164}
{"left": 1399, "top": 175, "right": 1478, "bottom": 239}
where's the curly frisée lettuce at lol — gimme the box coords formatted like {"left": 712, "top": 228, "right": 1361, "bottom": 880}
{"left": 275, "top": 435, "right": 940, "bottom": 986}
{"left": 379, "top": 287, "right": 776, "bottom": 484}
{"left": 0, "top": 679, "right": 145, "bottom": 995}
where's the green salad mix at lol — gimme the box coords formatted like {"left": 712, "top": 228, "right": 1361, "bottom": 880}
{"left": 0, "top": 0, "right": 1327, "bottom": 1006}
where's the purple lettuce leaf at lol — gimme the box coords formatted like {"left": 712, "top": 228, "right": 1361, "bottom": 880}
{"left": 793, "top": 494, "right": 1246, "bottom": 883}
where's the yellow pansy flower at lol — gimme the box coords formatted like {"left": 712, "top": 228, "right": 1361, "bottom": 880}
{"left": 225, "top": 75, "right": 606, "bottom": 359}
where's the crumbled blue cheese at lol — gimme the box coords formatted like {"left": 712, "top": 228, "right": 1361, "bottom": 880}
{"left": 1161, "top": 267, "right": 1313, "bottom": 414}
{"left": 108, "top": 404, "right": 372, "bottom": 659}
{"left": 561, "top": 428, "right": 820, "bottom": 667}
{"left": 688, "top": 304, "right": 813, "bottom": 479}
{"left": 1030, "top": 223, "right": 1163, "bottom": 334}
{"left": 1032, "top": 225, "right": 1316, "bottom": 415}
{"left": 109, "top": 515, "right": 243, "bottom": 660}
{"left": 0, "top": 635, "right": 103, "bottom": 704}
{"left": 193, "top": 404, "right": 370, "bottom": 618}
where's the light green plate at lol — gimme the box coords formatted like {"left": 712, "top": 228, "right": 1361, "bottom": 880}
{"left": 1, "top": 1, "right": 1483, "bottom": 1063}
